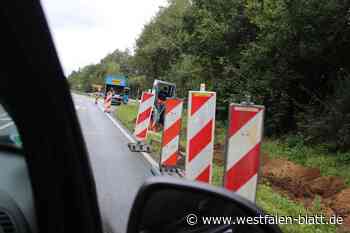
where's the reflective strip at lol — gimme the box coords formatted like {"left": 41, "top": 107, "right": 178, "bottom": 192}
{"left": 186, "top": 142, "right": 213, "bottom": 182}
{"left": 188, "top": 120, "right": 213, "bottom": 162}
{"left": 163, "top": 152, "right": 178, "bottom": 166}
{"left": 134, "top": 119, "right": 151, "bottom": 137}
{"left": 105, "top": 95, "right": 112, "bottom": 102}
{"left": 236, "top": 174, "right": 258, "bottom": 202}
{"left": 188, "top": 95, "right": 216, "bottom": 139}
{"left": 225, "top": 143, "right": 260, "bottom": 191}
{"left": 136, "top": 107, "right": 152, "bottom": 124}
{"left": 161, "top": 135, "right": 180, "bottom": 163}
{"left": 104, "top": 96, "right": 112, "bottom": 112}
{"left": 135, "top": 128, "right": 148, "bottom": 141}
{"left": 162, "top": 119, "right": 181, "bottom": 146}
{"left": 138, "top": 94, "right": 155, "bottom": 115}
{"left": 164, "top": 102, "right": 183, "bottom": 130}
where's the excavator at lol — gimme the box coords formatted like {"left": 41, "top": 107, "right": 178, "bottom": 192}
{"left": 150, "top": 79, "right": 177, "bottom": 131}
{"left": 128, "top": 79, "right": 176, "bottom": 153}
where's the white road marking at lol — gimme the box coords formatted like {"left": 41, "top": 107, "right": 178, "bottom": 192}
{"left": 0, "top": 117, "right": 11, "bottom": 121}
{"left": 97, "top": 101, "right": 159, "bottom": 169}
{"left": 0, "top": 122, "right": 14, "bottom": 130}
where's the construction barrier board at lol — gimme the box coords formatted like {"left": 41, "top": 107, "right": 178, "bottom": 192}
{"left": 104, "top": 93, "right": 112, "bottom": 113}
{"left": 223, "top": 103, "right": 265, "bottom": 203}
{"left": 185, "top": 91, "right": 216, "bottom": 183}
{"left": 160, "top": 98, "right": 183, "bottom": 168}
{"left": 134, "top": 92, "right": 155, "bottom": 141}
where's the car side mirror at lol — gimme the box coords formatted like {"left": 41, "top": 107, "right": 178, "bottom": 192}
{"left": 127, "top": 177, "right": 282, "bottom": 233}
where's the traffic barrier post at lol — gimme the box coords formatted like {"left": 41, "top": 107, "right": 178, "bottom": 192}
{"left": 104, "top": 93, "right": 112, "bottom": 113}
{"left": 223, "top": 103, "right": 265, "bottom": 203}
{"left": 128, "top": 92, "right": 155, "bottom": 153}
{"left": 185, "top": 91, "right": 216, "bottom": 183}
{"left": 134, "top": 92, "right": 155, "bottom": 141}
{"left": 160, "top": 98, "right": 183, "bottom": 171}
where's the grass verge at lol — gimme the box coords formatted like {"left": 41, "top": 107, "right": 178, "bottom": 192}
{"left": 115, "top": 102, "right": 138, "bottom": 131}
{"left": 257, "top": 184, "right": 337, "bottom": 233}
{"left": 263, "top": 139, "right": 350, "bottom": 186}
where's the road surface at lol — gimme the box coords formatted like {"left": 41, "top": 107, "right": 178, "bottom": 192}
{"left": 73, "top": 94, "right": 155, "bottom": 233}
{"left": 0, "top": 96, "right": 155, "bottom": 233}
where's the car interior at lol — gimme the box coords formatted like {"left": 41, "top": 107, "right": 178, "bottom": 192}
{"left": 0, "top": 1, "right": 104, "bottom": 233}
{"left": 0, "top": 144, "right": 35, "bottom": 233}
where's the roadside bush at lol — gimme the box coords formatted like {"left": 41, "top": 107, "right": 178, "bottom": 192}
{"left": 302, "top": 77, "right": 350, "bottom": 152}
{"left": 285, "top": 133, "right": 305, "bottom": 148}
{"left": 336, "top": 152, "right": 350, "bottom": 164}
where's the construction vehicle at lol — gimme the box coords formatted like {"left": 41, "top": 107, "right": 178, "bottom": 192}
{"left": 104, "top": 75, "right": 129, "bottom": 105}
{"left": 128, "top": 80, "right": 176, "bottom": 153}
{"left": 150, "top": 80, "right": 176, "bottom": 131}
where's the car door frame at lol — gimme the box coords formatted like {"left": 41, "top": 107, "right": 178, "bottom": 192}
{"left": 0, "top": 1, "right": 104, "bottom": 233}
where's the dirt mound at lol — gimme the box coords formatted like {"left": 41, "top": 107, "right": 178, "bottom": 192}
{"left": 262, "top": 158, "right": 350, "bottom": 231}
{"left": 309, "top": 176, "right": 345, "bottom": 198}
{"left": 328, "top": 189, "right": 350, "bottom": 217}
{"left": 322, "top": 207, "right": 336, "bottom": 219}
{"left": 339, "top": 216, "right": 350, "bottom": 233}
{"left": 262, "top": 159, "right": 320, "bottom": 198}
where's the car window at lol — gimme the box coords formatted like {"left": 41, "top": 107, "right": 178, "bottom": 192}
{"left": 42, "top": 0, "right": 349, "bottom": 233}
{"left": 0, "top": 104, "right": 22, "bottom": 148}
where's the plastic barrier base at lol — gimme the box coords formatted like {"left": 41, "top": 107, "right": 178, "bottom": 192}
{"left": 127, "top": 141, "right": 151, "bottom": 153}
{"left": 159, "top": 166, "right": 185, "bottom": 177}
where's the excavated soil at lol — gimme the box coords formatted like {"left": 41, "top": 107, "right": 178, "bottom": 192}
{"left": 309, "top": 176, "right": 345, "bottom": 198}
{"left": 262, "top": 158, "right": 350, "bottom": 231}
{"left": 340, "top": 216, "right": 350, "bottom": 233}
{"left": 262, "top": 159, "right": 321, "bottom": 198}
{"left": 327, "top": 189, "right": 350, "bottom": 216}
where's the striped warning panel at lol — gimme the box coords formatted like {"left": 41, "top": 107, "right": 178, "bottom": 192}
{"left": 104, "top": 93, "right": 112, "bottom": 113}
{"left": 160, "top": 98, "right": 183, "bottom": 167}
{"left": 223, "top": 104, "right": 265, "bottom": 202}
{"left": 185, "top": 91, "right": 216, "bottom": 183}
{"left": 134, "top": 92, "right": 155, "bottom": 141}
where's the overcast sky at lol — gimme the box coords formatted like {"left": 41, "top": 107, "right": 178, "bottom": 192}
{"left": 41, "top": 0, "right": 168, "bottom": 76}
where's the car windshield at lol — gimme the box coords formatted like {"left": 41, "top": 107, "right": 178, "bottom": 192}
{"left": 0, "top": 104, "right": 22, "bottom": 148}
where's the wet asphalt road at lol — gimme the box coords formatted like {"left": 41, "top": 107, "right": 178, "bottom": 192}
{"left": 72, "top": 94, "right": 154, "bottom": 233}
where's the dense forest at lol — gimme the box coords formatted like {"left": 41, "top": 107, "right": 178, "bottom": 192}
{"left": 69, "top": 0, "right": 350, "bottom": 151}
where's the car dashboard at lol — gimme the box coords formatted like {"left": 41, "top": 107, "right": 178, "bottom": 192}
{"left": 0, "top": 149, "right": 37, "bottom": 233}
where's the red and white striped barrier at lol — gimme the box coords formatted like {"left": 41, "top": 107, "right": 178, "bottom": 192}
{"left": 160, "top": 99, "right": 183, "bottom": 167}
{"left": 134, "top": 92, "right": 155, "bottom": 141}
{"left": 223, "top": 104, "right": 264, "bottom": 202}
{"left": 185, "top": 91, "right": 216, "bottom": 183}
{"left": 104, "top": 93, "right": 112, "bottom": 113}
